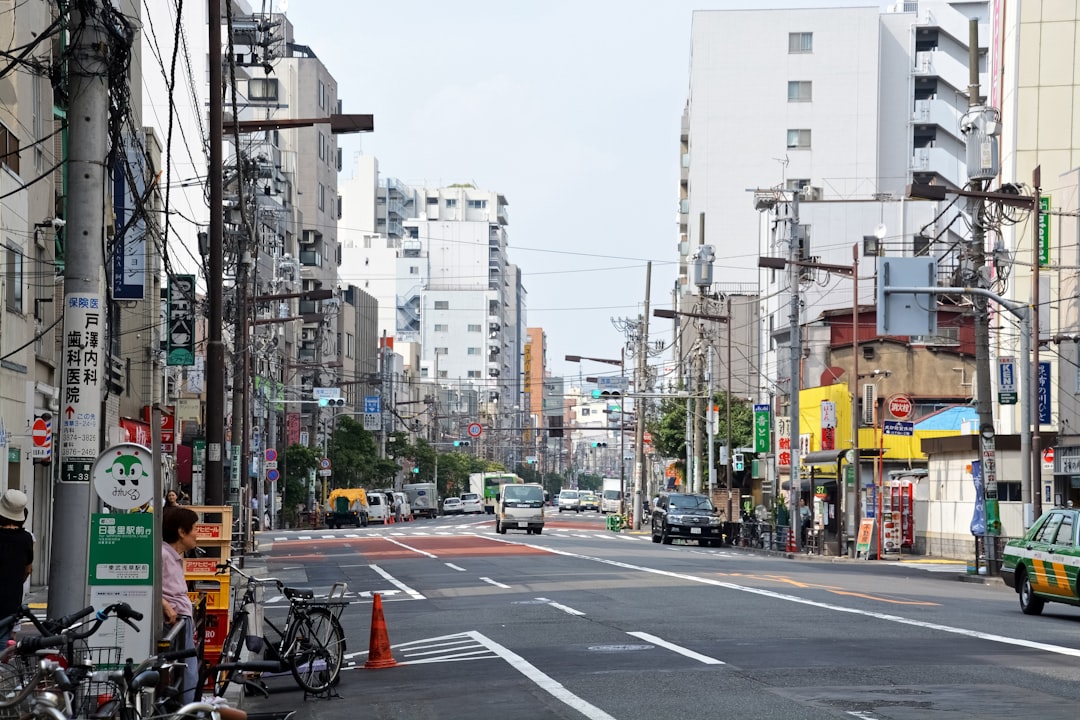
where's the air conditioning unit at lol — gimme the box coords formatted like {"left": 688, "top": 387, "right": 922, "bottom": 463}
{"left": 862, "top": 384, "right": 876, "bottom": 426}
{"left": 800, "top": 185, "right": 822, "bottom": 201}
{"left": 301, "top": 328, "right": 317, "bottom": 342}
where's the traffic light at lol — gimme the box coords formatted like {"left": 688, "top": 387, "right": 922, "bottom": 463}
{"left": 591, "top": 389, "right": 623, "bottom": 399}
{"left": 454, "top": 440, "right": 472, "bottom": 447}
{"left": 733, "top": 452, "right": 745, "bottom": 472}
{"left": 318, "top": 397, "right": 345, "bottom": 407}
{"left": 411, "top": 467, "right": 420, "bottom": 474}
{"left": 590, "top": 441, "right": 609, "bottom": 448}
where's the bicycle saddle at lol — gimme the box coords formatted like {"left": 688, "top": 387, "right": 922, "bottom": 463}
{"left": 282, "top": 587, "right": 314, "bottom": 600}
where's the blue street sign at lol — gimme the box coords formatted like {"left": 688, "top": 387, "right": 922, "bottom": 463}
{"left": 882, "top": 420, "right": 914, "bottom": 436}
{"left": 364, "top": 396, "right": 381, "bottom": 414}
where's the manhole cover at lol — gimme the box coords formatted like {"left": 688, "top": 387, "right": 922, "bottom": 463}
{"left": 587, "top": 644, "right": 654, "bottom": 652}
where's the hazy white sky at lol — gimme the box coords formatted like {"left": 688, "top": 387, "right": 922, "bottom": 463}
{"left": 279, "top": 0, "right": 885, "bottom": 381}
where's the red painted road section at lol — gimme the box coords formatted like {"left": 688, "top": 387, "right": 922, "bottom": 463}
{"left": 266, "top": 534, "right": 551, "bottom": 561}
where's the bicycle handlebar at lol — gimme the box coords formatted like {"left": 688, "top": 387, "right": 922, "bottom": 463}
{"left": 216, "top": 559, "right": 283, "bottom": 587}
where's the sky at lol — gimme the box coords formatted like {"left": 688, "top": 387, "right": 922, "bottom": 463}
{"left": 278, "top": 0, "right": 887, "bottom": 384}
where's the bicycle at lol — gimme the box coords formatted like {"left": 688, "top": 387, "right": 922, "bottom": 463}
{"left": 213, "top": 558, "right": 346, "bottom": 696}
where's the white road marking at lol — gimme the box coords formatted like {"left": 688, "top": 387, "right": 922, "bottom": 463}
{"left": 463, "top": 630, "right": 617, "bottom": 720}
{"left": 445, "top": 563, "right": 467, "bottom": 572}
{"left": 535, "top": 597, "right": 585, "bottom": 616}
{"left": 297, "top": 536, "right": 311, "bottom": 540}
{"left": 383, "top": 536, "right": 439, "bottom": 559}
{"left": 626, "top": 631, "right": 725, "bottom": 664}
{"left": 369, "top": 564, "right": 425, "bottom": 600}
{"left": 479, "top": 577, "right": 511, "bottom": 589}
{"left": 535, "top": 544, "right": 1080, "bottom": 660}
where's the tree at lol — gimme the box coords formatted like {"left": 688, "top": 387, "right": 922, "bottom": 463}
{"left": 646, "top": 391, "right": 754, "bottom": 488}
{"left": 283, "top": 444, "right": 319, "bottom": 527}
{"left": 327, "top": 416, "right": 399, "bottom": 488}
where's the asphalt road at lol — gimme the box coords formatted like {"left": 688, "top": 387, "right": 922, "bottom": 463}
{"left": 236, "top": 510, "right": 1080, "bottom": 720}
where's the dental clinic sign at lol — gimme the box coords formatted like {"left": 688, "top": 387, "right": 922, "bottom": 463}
{"left": 167, "top": 274, "right": 196, "bottom": 366}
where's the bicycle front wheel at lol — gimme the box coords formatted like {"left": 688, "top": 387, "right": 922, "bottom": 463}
{"left": 214, "top": 612, "right": 248, "bottom": 697}
{"left": 286, "top": 607, "right": 344, "bottom": 693}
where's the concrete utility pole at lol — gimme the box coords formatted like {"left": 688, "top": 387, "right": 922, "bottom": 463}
{"left": 788, "top": 191, "right": 802, "bottom": 552}
{"left": 50, "top": 2, "right": 111, "bottom": 616}
{"left": 633, "top": 262, "right": 652, "bottom": 529}
{"left": 1030, "top": 167, "right": 1042, "bottom": 525}
{"left": 964, "top": 19, "right": 1002, "bottom": 560}
{"left": 205, "top": 0, "right": 225, "bottom": 505}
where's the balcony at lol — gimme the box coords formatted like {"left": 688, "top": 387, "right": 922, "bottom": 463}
{"left": 299, "top": 250, "right": 322, "bottom": 268}
{"left": 912, "top": 98, "right": 963, "bottom": 141}
{"left": 496, "top": 202, "right": 509, "bottom": 225}
{"left": 913, "top": 50, "right": 975, "bottom": 95}
{"left": 910, "top": 146, "right": 960, "bottom": 184}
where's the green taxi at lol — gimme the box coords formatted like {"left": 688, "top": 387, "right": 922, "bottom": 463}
{"left": 1001, "top": 507, "right": 1080, "bottom": 615}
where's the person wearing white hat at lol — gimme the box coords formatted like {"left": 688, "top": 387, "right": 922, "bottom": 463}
{"left": 0, "top": 489, "right": 33, "bottom": 632}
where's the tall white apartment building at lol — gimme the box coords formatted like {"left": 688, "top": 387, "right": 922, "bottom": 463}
{"left": 681, "top": 1, "right": 988, "bottom": 398}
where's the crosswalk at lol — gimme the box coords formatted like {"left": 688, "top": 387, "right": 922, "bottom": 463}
{"left": 269, "top": 526, "right": 633, "bottom": 543}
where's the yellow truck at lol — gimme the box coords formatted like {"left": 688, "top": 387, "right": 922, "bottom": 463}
{"left": 326, "top": 488, "right": 369, "bottom": 528}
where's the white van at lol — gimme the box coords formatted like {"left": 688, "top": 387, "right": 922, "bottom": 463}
{"left": 367, "top": 491, "right": 391, "bottom": 524}
{"left": 495, "top": 483, "right": 546, "bottom": 535}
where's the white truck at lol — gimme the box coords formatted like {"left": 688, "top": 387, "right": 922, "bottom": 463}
{"left": 495, "top": 482, "right": 546, "bottom": 535}
{"left": 601, "top": 477, "right": 623, "bottom": 514}
{"left": 403, "top": 482, "right": 438, "bottom": 519}
{"left": 469, "top": 472, "right": 523, "bottom": 514}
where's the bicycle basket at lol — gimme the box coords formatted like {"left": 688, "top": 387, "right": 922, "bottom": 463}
{"left": 72, "top": 646, "right": 122, "bottom": 718}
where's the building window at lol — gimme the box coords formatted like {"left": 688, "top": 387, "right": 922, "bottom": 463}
{"left": 467, "top": 370, "right": 481, "bottom": 379}
{"left": 434, "top": 300, "right": 449, "bottom": 310}
{"left": 445, "top": 199, "right": 457, "bottom": 208}
{"left": 5, "top": 243, "right": 22, "bottom": 312}
{"left": 786, "top": 129, "right": 812, "bottom": 149}
{"left": 581, "top": 408, "right": 590, "bottom": 417}
{"left": 467, "top": 347, "right": 481, "bottom": 355}
{"left": 249, "top": 78, "right": 278, "bottom": 101}
{"left": 409, "top": 266, "right": 418, "bottom": 275}
{"left": 787, "top": 81, "right": 812, "bottom": 102}
{"left": 318, "top": 79, "right": 326, "bottom": 109}
{"left": 434, "top": 324, "right": 448, "bottom": 332}
{"left": 434, "top": 347, "right": 448, "bottom": 355}
{"left": 0, "top": 123, "right": 19, "bottom": 174}
{"left": 467, "top": 199, "right": 487, "bottom": 209}
{"left": 467, "top": 324, "right": 482, "bottom": 332}
{"left": 345, "top": 332, "right": 355, "bottom": 358}
{"left": 318, "top": 132, "right": 326, "bottom": 161}
{"left": 789, "top": 32, "right": 812, "bottom": 53}
{"left": 438, "top": 370, "right": 448, "bottom": 379}
{"left": 426, "top": 197, "right": 438, "bottom": 205}
{"left": 317, "top": 183, "right": 326, "bottom": 210}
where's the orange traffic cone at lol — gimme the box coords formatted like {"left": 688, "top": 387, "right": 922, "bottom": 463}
{"left": 786, "top": 527, "right": 797, "bottom": 553}
{"left": 364, "top": 593, "right": 397, "bottom": 669}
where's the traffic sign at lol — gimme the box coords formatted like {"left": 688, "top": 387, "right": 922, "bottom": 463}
{"left": 597, "top": 376, "right": 628, "bottom": 391}
{"left": 265, "top": 448, "right": 277, "bottom": 463}
{"left": 313, "top": 387, "right": 341, "bottom": 400}
{"left": 319, "top": 457, "right": 331, "bottom": 470}
{"left": 467, "top": 422, "right": 482, "bottom": 438}
{"left": 1043, "top": 447, "right": 1055, "bottom": 470}
{"left": 266, "top": 468, "right": 280, "bottom": 482}
{"left": 363, "top": 413, "right": 381, "bottom": 431}
{"left": 364, "top": 396, "right": 381, "bottom": 414}
{"left": 887, "top": 394, "right": 914, "bottom": 420}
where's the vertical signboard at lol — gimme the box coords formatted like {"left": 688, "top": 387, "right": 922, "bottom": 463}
{"left": 167, "top": 275, "right": 196, "bottom": 366}
{"left": 112, "top": 137, "right": 147, "bottom": 300}
{"left": 88, "top": 513, "right": 154, "bottom": 664}
{"left": 775, "top": 415, "right": 791, "bottom": 469}
{"left": 997, "top": 356, "right": 1017, "bottom": 405}
{"left": 1038, "top": 195, "right": 1051, "bottom": 267}
{"left": 820, "top": 401, "right": 836, "bottom": 451}
{"left": 753, "top": 404, "right": 770, "bottom": 453}
{"left": 60, "top": 293, "right": 104, "bottom": 483}
{"left": 1038, "top": 361, "right": 1051, "bottom": 424}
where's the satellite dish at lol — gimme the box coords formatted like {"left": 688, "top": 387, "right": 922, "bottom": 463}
{"left": 874, "top": 223, "right": 887, "bottom": 240}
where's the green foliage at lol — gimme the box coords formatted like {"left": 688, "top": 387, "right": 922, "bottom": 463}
{"left": 283, "top": 444, "right": 319, "bottom": 526}
{"left": 646, "top": 391, "right": 754, "bottom": 481}
{"left": 575, "top": 472, "right": 603, "bottom": 493}
{"left": 328, "top": 415, "right": 399, "bottom": 488}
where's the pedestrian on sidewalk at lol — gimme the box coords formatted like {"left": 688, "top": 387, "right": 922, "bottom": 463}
{"left": 0, "top": 490, "right": 33, "bottom": 637}
{"left": 162, "top": 506, "right": 200, "bottom": 703}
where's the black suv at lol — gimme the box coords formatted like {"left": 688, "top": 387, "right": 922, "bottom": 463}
{"left": 651, "top": 492, "right": 724, "bottom": 547}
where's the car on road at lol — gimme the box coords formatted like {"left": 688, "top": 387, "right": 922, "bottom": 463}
{"left": 558, "top": 490, "right": 581, "bottom": 513}
{"left": 651, "top": 492, "right": 724, "bottom": 547}
{"left": 461, "top": 492, "right": 483, "bottom": 514}
{"left": 580, "top": 493, "right": 600, "bottom": 512}
{"left": 442, "top": 497, "right": 463, "bottom": 515}
{"left": 1001, "top": 506, "right": 1080, "bottom": 615}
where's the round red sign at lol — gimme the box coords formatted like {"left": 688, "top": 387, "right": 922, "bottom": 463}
{"left": 32, "top": 418, "right": 50, "bottom": 447}
{"left": 1043, "top": 447, "right": 1055, "bottom": 464}
{"left": 467, "top": 422, "right": 483, "bottom": 438}
{"left": 888, "top": 395, "right": 913, "bottom": 420}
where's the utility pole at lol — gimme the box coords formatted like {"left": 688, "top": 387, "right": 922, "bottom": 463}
{"left": 788, "top": 191, "right": 802, "bottom": 552}
{"left": 633, "top": 262, "right": 652, "bottom": 529}
{"left": 1030, "top": 167, "right": 1042, "bottom": 525}
{"left": 963, "top": 18, "right": 1001, "bottom": 563}
{"left": 50, "top": 2, "right": 111, "bottom": 616}
{"left": 205, "top": 0, "right": 225, "bottom": 505}
{"left": 693, "top": 347, "right": 704, "bottom": 494}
